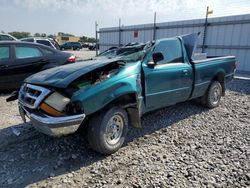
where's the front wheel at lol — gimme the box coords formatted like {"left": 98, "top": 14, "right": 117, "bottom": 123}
{"left": 202, "top": 81, "right": 222, "bottom": 108}
{"left": 87, "top": 107, "right": 128, "bottom": 154}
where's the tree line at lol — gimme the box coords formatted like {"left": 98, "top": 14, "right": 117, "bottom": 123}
{"left": 1, "top": 31, "right": 96, "bottom": 42}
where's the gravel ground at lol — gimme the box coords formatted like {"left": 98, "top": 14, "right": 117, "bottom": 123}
{"left": 0, "top": 78, "right": 249, "bottom": 188}
{"left": 64, "top": 48, "right": 96, "bottom": 61}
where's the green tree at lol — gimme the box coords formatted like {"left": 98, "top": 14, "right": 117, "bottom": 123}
{"left": 34, "top": 33, "right": 41, "bottom": 37}
{"left": 48, "top": 34, "right": 56, "bottom": 39}
{"left": 79, "top": 36, "right": 96, "bottom": 43}
{"left": 8, "top": 31, "right": 31, "bottom": 39}
{"left": 58, "top": 32, "right": 74, "bottom": 37}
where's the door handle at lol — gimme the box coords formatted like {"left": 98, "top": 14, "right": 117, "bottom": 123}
{"left": 183, "top": 69, "right": 189, "bottom": 75}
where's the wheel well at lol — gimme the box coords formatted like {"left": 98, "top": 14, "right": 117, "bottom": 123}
{"left": 107, "top": 93, "right": 137, "bottom": 108}
{"left": 78, "top": 93, "right": 139, "bottom": 133}
{"left": 212, "top": 73, "right": 225, "bottom": 95}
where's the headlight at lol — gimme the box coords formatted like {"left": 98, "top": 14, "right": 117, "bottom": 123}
{"left": 43, "top": 92, "right": 70, "bottom": 112}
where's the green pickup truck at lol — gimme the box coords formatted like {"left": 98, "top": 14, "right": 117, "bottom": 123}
{"left": 16, "top": 33, "right": 236, "bottom": 154}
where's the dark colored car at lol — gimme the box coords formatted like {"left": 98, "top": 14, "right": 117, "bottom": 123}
{"left": 0, "top": 41, "right": 76, "bottom": 90}
{"left": 81, "top": 43, "right": 89, "bottom": 48}
{"left": 88, "top": 43, "right": 99, "bottom": 51}
{"left": 60, "top": 42, "right": 82, "bottom": 51}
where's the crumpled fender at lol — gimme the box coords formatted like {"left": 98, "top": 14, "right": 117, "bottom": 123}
{"left": 71, "top": 74, "right": 139, "bottom": 115}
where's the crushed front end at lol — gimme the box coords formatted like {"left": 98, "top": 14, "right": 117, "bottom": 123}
{"left": 18, "top": 83, "right": 85, "bottom": 137}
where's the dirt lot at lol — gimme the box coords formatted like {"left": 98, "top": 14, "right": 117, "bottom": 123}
{"left": 61, "top": 48, "right": 96, "bottom": 61}
{"left": 0, "top": 76, "right": 249, "bottom": 187}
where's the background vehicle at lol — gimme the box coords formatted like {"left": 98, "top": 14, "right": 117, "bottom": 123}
{"left": 88, "top": 43, "right": 98, "bottom": 51}
{"left": 0, "top": 34, "right": 18, "bottom": 41}
{"left": 15, "top": 33, "right": 236, "bottom": 154}
{"left": 20, "top": 37, "right": 60, "bottom": 50}
{"left": 0, "top": 41, "right": 75, "bottom": 90}
{"left": 81, "top": 43, "right": 90, "bottom": 48}
{"left": 60, "top": 42, "right": 82, "bottom": 51}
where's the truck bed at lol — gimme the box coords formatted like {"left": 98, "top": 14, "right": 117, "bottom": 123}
{"left": 191, "top": 55, "right": 236, "bottom": 99}
{"left": 192, "top": 56, "right": 235, "bottom": 64}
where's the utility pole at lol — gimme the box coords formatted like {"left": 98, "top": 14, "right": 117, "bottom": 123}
{"left": 118, "top": 18, "right": 121, "bottom": 47}
{"left": 95, "top": 21, "right": 98, "bottom": 56}
{"left": 202, "top": 6, "right": 213, "bottom": 53}
{"left": 153, "top": 12, "right": 157, "bottom": 40}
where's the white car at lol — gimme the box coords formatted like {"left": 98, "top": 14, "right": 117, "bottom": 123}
{"left": 20, "top": 37, "right": 60, "bottom": 50}
{"left": 0, "top": 34, "right": 18, "bottom": 41}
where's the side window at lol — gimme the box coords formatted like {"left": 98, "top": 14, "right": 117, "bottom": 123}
{"left": 42, "top": 47, "right": 54, "bottom": 55}
{"left": 21, "top": 38, "right": 34, "bottom": 42}
{"left": 154, "top": 39, "right": 183, "bottom": 65}
{"left": 0, "top": 47, "right": 10, "bottom": 60}
{"left": 15, "top": 47, "right": 42, "bottom": 59}
{"left": 37, "top": 40, "right": 52, "bottom": 47}
{"left": 0, "top": 35, "right": 14, "bottom": 41}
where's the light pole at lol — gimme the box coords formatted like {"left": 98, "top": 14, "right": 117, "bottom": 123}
{"left": 202, "top": 6, "right": 213, "bottom": 53}
{"left": 153, "top": 12, "right": 157, "bottom": 40}
{"left": 118, "top": 18, "right": 121, "bottom": 47}
{"left": 95, "top": 21, "right": 98, "bottom": 56}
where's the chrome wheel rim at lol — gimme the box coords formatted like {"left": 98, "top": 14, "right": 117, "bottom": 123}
{"left": 105, "top": 114, "right": 124, "bottom": 145}
{"left": 211, "top": 85, "right": 221, "bottom": 105}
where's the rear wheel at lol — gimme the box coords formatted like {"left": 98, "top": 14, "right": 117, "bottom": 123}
{"left": 202, "top": 81, "right": 222, "bottom": 108}
{"left": 87, "top": 107, "right": 128, "bottom": 154}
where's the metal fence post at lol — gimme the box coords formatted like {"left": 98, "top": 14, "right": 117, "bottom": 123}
{"left": 118, "top": 18, "right": 121, "bottom": 47}
{"left": 153, "top": 12, "right": 157, "bottom": 40}
{"left": 95, "top": 21, "right": 98, "bottom": 56}
{"left": 202, "top": 6, "right": 210, "bottom": 53}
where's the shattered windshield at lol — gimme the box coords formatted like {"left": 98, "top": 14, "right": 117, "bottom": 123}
{"left": 98, "top": 42, "right": 153, "bottom": 62}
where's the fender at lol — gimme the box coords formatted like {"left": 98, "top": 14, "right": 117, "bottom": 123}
{"left": 71, "top": 74, "right": 140, "bottom": 115}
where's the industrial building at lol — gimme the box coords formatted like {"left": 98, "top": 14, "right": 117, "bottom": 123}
{"left": 99, "top": 14, "right": 250, "bottom": 74}
{"left": 56, "top": 35, "right": 80, "bottom": 45}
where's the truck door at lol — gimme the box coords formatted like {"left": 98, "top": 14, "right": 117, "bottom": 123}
{"left": 142, "top": 38, "right": 193, "bottom": 111}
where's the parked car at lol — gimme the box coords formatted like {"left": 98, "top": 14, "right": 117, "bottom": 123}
{"left": 13, "top": 33, "right": 236, "bottom": 154}
{"left": 0, "top": 41, "right": 76, "bottom": 90}
{"left": 20, "top": 37, "right": 60, "bottom": 50}
{"left": 0, "top": 34, "right": 18, "bottom": 41}
{"left": 88, "top": 43, "right": 98, "bottom": 51}
{"left": 81, "top": 43, "right": 90, "bottom": 48}
{"left": 60, "top": 42, "right": 82, "bottom": 51}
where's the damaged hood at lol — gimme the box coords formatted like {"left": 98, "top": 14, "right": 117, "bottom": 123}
{"left": 25, "top": 58, "right": 122, "bottom": 88}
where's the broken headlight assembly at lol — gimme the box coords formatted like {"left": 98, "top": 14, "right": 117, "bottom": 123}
{"left": 40, "top": 92, "right": 70, "bottom": 117}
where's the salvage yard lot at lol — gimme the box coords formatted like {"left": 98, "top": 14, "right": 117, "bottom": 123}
{"left": 0, "top": 77, "right": 249, "bottom": 187}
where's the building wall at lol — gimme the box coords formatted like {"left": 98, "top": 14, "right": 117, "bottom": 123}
{"left": 99, "top": 14, "right": 250, "bottom": 73}
{"left": 56, "top": 36, "right": 80, "bottom": 45}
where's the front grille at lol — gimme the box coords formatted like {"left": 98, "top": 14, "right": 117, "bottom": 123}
{"left": 19, "top": 84, "right": 51, "bottom": 109}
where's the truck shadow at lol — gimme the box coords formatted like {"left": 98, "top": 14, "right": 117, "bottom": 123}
{"left": 0, "top": 101, "right": 208, "bottom": 187}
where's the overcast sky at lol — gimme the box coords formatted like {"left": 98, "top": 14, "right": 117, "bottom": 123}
{"left": 1, "top": 0, "right": 250, "bottom": 37}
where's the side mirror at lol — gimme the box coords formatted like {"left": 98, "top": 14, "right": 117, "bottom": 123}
{"left": 152, "top": 52, "right": 164, "bottom": 63}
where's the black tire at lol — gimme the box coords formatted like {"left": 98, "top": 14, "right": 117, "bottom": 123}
{"left": 202, "top": 81, "right": 222, "bottom": 109}
{"left": 87, "top": 107, "right": 128, "bottom": 154}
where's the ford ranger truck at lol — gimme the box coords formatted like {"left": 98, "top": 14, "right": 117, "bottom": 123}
{"left": 15, "top": 33, "right": 236, "bottom": 154}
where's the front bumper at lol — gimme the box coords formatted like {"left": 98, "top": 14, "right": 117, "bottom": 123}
{"left": 19, "top": 104, "right": 85, "bottom": 137}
